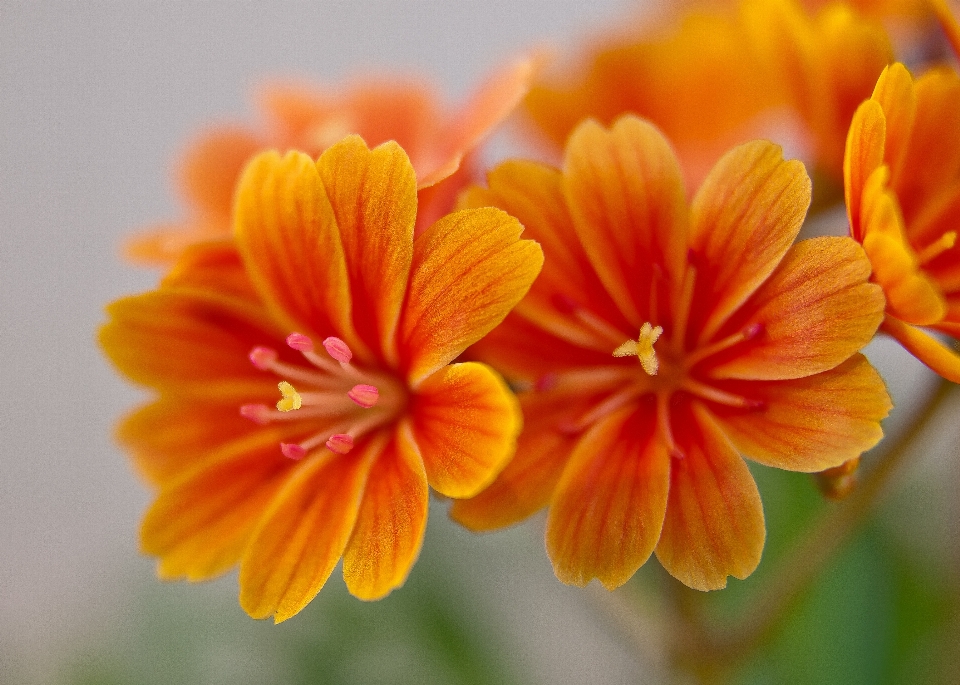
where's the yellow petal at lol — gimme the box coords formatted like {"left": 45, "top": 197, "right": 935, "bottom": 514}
{"left": 882, "top": 315, "right": 960, "bottom": 383}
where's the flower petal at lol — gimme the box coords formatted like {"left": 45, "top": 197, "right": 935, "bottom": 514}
{"left": 342, "top": 422, "right": 428, "bottom": 600}
{"left": 690, "top": 140, "right": 811, "bottom": 343}
{"left": 233, "top": 150, "right": 361, "bottom": 352}
{"left": 141, "top": 435, "right": 294, "bottom": 581}
{"left": 178, "top": 127, "right": 265, "bottom": 220}
{"left": 545, "top": 405, "right": 670, "bottom": 589}
{"left": 713, "top": 354, "right": 890, "bottom": 472}
{"left": 238, "top": 440, "right": 379, "bottom": 622}
{"left": 315, "top": 136, "right": 417, "bottom": 366}
{"left": 563, "top": 116, "right": 689, "bottom": 327}
{"left": 465, "top": 159, "right": 632, "bottom": 352}
{"left": 882, "top": 314, "right": 960, "bottom": 383}
{"left": 99, "top": 289, "right": 281, "bottom": 398}
{"left": 708, "top": 237, "right": 884, "bottom": 380}
{"left": 160, "top": 240, "right": 259, "bottom": 303}
{"left": 450, "top": 390, "right": 589, "bottom": 531}
{"left": 844, "top": 99, "right": 887, "bottom": 242}
{"left": 409, "top": 362, "right": 521, "bottom": 498}
{"left": 118, "top": 399, "right": 266, "bottom": 487}
{"left": 655, "top": 404, "right": 765, "bottom": 591}
{"left": 400, "top": 207, "right": 543, "bottom": 385}
{"left": 868, "top": 63, "right": 915, "bottom": 185}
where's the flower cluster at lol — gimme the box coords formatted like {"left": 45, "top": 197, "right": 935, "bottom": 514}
{"left": 101, "top": 0, "right": 960, "bottom": 620}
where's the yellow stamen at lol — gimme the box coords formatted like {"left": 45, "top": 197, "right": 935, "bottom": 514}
{"left": 917, "top": 231, "right": 957, "bottom": 266}
{"left": 613, "top": 322, "right": 663, "bottom": 376}
{"left": 276, "top": 381, "right": 302, "bottom": 412}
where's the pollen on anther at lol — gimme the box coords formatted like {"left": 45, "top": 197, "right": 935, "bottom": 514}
{"left": 281, "top": 443, "right": 307, "bottom": 460}
{"left": 326, "top": 433, "right": 355, "bottom": 454}
{"left": 249, "top": 346, "right": 277, "bottom": 371}
{"left": 348, "top": 384, "right": 379, "bottom": 408}
{"left": 323, "top": 336, "right": 353, "bottom": 363}
{"left": 276, "top": 381, "right": 302, "bottom": 412}
{"left": 286, "top": 332, "right": 314, "bottom": 352}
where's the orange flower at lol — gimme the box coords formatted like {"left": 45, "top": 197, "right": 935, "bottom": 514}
{"left": 524, "top": 0, "right": 890, "bottom": 186}
{"left": 845, "top": 62, "right": 960, "bottom": 381}
{"left": 127, "top": 56, "right": 538, "bottom": 265}
{"left": 452, "top": 116, "right": 891, "bottom": 590}
{"left": 101, "top": 136, "right": 543, "bottom": 621}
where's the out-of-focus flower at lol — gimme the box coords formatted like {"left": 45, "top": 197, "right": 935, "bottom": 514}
{"left": 126, "top": 57, "right": 539, "bottom": 265}
{"left": 524, "top": 0, "right": 890, "bottom": 187}
{"left": 101, "top": 137, "right": 543, "bottom": 621}
{"left": 452, "top": 116, "right": 891, "bottom": 590}
{"left": 845, "top": 62, "right": 960, "bottom": 382}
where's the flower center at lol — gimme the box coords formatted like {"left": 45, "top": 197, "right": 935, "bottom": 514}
{"left": 613, "top": 322, "right": 663, "bottom": 375}
{"left": 240, "top": 333, "right": 406, "bottom": 460}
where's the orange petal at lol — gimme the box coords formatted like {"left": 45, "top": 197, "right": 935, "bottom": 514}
{"left": 882, "top": 314, "right": 960, "bottom": 383}
{"left": 315, "top": 136, "right": 418, "bottom": 366}
{"left": 140, "top": 435, "right": 294, "bottom": 581}
{"left": 342, "top": 422, "right": 428, "bottom": 600}
{"left": 408, "top": 362, "right": 521, "bottom": 498}
{"left": 123, "top": 220, "right": 229, "bottom": 266}
{"left": 691, "top": 140, "right": 811, "bottom": 343}
{"left": 238, "top": 439, "right": 379, "bottom": 622}
{"left": 844, "top": 99, "right": 886, "bottom": 241}
{"left": 160, "top": 240, "right": 259, "bottom": 302}
{"left": 713, "top": 354, "right": 890, "bottom": 472}
{"left": 400, "top": 208, "right": 543, "bottom": 385}
{"left": 233, "top": 150, "right": 363, "bottom": 355}
{"left": 869, "top": 63, "right": 915, "bottom": 185}
{"left": 708, "top": 237, "right": 884, "bottom": 380}
{"left": 177, "top": 127, "right": 265, "bottom": 220}
{"left": 563, "top": 116, "right": 689, "bottom": 327}
{"left": 469, "top": 159, "right": 632, "bottom": 352}
{"left": 545, "top": 405, "right": 670, "bottom": 589}
{"left": 450, "top": 390, "right": 589, "bottom": 531}
{"left": 419, "top": 53, "right": 541, "bottom": 188}
{"left": 932, "top": 0, "right": 960, "bottom": 61}
{"left": 655, "top": 405, "right": 765, "bottom": 591}
{"left": 100, "top": 289, "right": 281, "bottom": 397}
{"left": 118, "top": 399, "right": 266, "bottom": 487}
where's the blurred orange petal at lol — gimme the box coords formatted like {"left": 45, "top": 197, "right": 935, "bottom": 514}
{"left": 882, "top": 314, "right": 960, "bottom": 382}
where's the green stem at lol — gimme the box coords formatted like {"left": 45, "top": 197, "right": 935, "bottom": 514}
{"left": 679, "top": 375, "right": 955, "bottom": 669}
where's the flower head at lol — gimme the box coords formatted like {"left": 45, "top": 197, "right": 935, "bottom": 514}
{"left": 845, "top": 62, "right": 960, "bottom": 382}
{"left": 101, "top": 136, "right": 543, "bottom": 621}
{"left": 524, "top": 0, "right": 890, "bottom": 186}
{"left": 452, "top": 116, "right": 891, "bottom": 590}
{"left": 127, "top": 56, "right": 539, "bottom": 264}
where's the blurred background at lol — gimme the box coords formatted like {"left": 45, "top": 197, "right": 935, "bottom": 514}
{"left": 1, "top": 2, "right": 957, "bottom": 684}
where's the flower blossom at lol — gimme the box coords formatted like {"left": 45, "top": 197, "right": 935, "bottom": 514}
{"left": 523, "top": 0, "right": 890, "bottom": 186}
{"left": 452, "top": 116, "right": 891, "bottom": 590}
{"left": 845, "top": 61, "right": 960, "bottom": 381}
{"left": 101, "top": 136, "right": 543, "bottom": 621}
{"left": 126, "top": 56, "right": 538, "bottom": 264}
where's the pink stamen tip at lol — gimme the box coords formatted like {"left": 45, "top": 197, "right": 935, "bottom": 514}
{"left": 670, "top": 448, "right": 686, "bottom": 460}
{"left": 325, "top": 433, "right": 355, "bottom": 454}
{"left": 286, "top": 332, "right": 314, "bottom": 352}
{"left": 348, "top": 384, "right": 380, "bottom": 408}
{"left": 557, "top": 420, "right": 582, "bottom": 437}
{"left": 240, "top": 403, "right": 271, "bottom": 425}
{"left": 249, "top": 347, "right": 278, "bottom": 371}
{"left": 280, "top": 443, "right": 307, "bottom": 460}
{"left": 322, "top": 336, "right": 353, "bottom": 363}
{"left": 745, "top": 399, "right": 767, "bottom": 411}
{"left": 743, "top": 323, "right": 764, "bottom": 340}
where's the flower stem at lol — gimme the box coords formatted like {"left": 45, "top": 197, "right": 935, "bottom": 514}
{"left": 674, "top": 375, "right": 955, "bottom": 671}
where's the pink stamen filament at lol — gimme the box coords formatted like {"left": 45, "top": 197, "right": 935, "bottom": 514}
{"left": 682, "top": 379, "right": 764, "bottom": 410}
{"left": 656, "top": 393, "right": 684, "bottom": 459}
{"left": 560, "top": 384, "right": 640, "bottom": 434}
{"left": 685, "top": 322, "right": 763, "bottom": 367}
{"left": 552, "top": 294, "right": 629, "bottom": 348}
{"left": 671, "top": 264, "right": 697, "bottom": 354}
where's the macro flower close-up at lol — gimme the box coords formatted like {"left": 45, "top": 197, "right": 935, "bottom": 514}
{"left": 845, "top": 60, "right": 960, "bottom": 382}
{"left": 100, "top": 136, "right": 543, "bottom": 621}
{"left": 453, "top": 115, "right": 892, "bottom": 590}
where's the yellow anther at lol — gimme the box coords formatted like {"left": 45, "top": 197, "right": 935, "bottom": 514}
{"left": 613, "top": 322, "right": 663, "bottom": 376}
{"left": 276, "top": 381, "right": 302, "bottom": 412}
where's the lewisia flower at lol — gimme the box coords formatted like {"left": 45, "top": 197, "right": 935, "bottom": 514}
{"left": 524, "top": 0, "right": 890, "bottom": 186}
{"left": 845, "top": 62, "right": 960, "bottom": 382}
{"left": 452, "top": 116, "right": 891, "bottom": 590}
{"left": 126, "top": 57, "right": 538, "bottom": 264}
{"left": 101, "top": 136, "right": 543, "bottom": 621}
